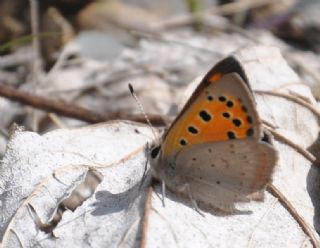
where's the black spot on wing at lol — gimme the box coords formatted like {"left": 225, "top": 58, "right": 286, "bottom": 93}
{"left": 199, "top": 110, "right": 212, "bottom": 122}
{"left": 188, "top": 125, "right": 198, "bottom": 134}
{"left": 227, "top": 131, "right": 236, "bottom": 139}
{"left": 226, "top": 100, "right": 234, "bottom": 108}
{"left": 180, "top": 139, "right": 187, "bottom": 146}
{"left": 232, "top": 118, "right": 242, "bottom": 127}
{"left": 222, "top": 112, "right": 231, "bottom": 119}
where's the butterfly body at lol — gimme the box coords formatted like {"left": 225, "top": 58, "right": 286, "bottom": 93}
{"left": 150, "top": 57, "right": 277, "bottom": 212}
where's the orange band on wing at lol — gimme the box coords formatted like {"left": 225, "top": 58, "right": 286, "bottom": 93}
{"left": 209, "top": 73, "right": 222, "bottom": 82}
{"left": 162, "top": 94, "right": 253, "bottom": 157}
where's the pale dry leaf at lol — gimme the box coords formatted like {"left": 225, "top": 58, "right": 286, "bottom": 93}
{"left": 0, "top": 121, "right": 154, "bottom": 247}
{"left": 165, "top": 45, "right": 320, "bottom": 247}
{"left": 234, "top": 46, "right": 320, "bottom": 242}
{"left": 0, "top": 122, "right": 316, "bottom": 247}
{"left": 1, "top": 45, "right": 319, "bottom": 248}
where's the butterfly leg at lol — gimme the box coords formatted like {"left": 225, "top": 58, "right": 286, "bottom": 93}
{"left": 161, "top": 180, "right": 166, "bottom": 207}
{"left": 178, "top": 184, "right": 204, "bottom": 217}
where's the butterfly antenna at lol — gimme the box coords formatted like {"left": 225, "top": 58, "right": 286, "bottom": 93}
{"left": 129, "top": 84, "right": 159, "bottom": 193}
{"left": 128, "top": 83, "right": 157, "bottom": 139}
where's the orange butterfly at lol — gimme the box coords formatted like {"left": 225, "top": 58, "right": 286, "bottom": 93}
{"left": 150, "top": 56, "right": 278, "bottom": 212}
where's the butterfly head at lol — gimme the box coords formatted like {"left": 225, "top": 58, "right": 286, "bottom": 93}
{"left": 150, "top": 142, "right": 161, "bottom": 160}
{"left": 148, "top": 136, "right": 165, "bottom": 181}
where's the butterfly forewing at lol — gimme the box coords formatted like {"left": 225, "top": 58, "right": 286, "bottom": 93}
{"left": 161, "top": 73, "right": 261, "bottom": 158}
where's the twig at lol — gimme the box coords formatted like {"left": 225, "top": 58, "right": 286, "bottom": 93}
{"left": 29, "top": 0, "right": 42, "bottom": 131}
{"left": 154, "top": 0, "right": 277, "bottom": 29}
{"left": 264, "top": 125, "right": 317, "bottom": 165}
{"left": 140, "top": 187, "right": 153, "bottom": 248}
{"left": 267, "top": 184, "right": 320, "bottom": 248}
{"left": 262, "top": 119, "right": 277, "bottom": 129}
{"left": 29, "top": 0, "right": 41, "bottom": 79}
{"left": 131, "top": 30, "right": 223, "bottom": 56}
{"left": 208, "top": 0, "right": 276, "bottom": 16}
{"left": 135, "top": 17, "right": 260, "bottom": 54}
{"left": 0, "top": 83, "right": 167, "bottom": 126}
{"left": 258, "top": 90, "right": 319, "bottom": 164}
{"left": 48, "top": 113, "right": 67, "bottom": 129}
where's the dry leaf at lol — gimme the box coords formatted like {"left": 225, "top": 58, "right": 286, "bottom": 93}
{"left": 0, "top": 46, "right": 319, "bottom": 247}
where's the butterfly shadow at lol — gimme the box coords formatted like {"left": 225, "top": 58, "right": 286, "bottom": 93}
{"left": 151, "top": 180, "right": 253, "bottom": 217}
{"left": 90, "top": 174, "right": 152, "bottom": 216}
{"left": 306, "top": 139, "right": 320, "bottom": 234}
{"left": 90, "top": 166, "right": 252, "bottom": 220}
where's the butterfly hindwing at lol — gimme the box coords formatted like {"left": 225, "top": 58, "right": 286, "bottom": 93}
{"left": 173, "top": 139, "right": 276, "bottom": 211}
{"left": 175, "top": 139, "right": 276, "bottom": 194}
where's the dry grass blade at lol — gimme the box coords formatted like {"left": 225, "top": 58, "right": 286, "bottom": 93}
{"left": 264, "top": 125, "right": 317, "bottom": 165}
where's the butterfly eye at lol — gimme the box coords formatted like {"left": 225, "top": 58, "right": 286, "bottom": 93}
{"left": 261, "top": 132, "right": 271, "bottom": 144}
{"left": 150, "top": 145, "right": 161, "bottom": 159}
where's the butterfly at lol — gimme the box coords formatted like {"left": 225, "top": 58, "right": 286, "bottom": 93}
{"left": 149, "top": 56, "right": 278, "bottom": 212}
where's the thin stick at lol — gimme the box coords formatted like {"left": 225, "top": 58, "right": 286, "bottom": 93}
{"left": 264, "top": 125, "right": 317, "bottom": 165}
{"left": 262, "top": 119, "right": 277, "bottom": 129}
{"left": 131, "top": 30, "right": 222, "bottom": 56}
{"left": 140, "top": 187, "right": 153, "bottom": 248}
{"left": 29, "top": 0, "right": 42, "bottom": 131}
{"left": 0, "top": 83, "right": 167, "bottom": 125}
{"left": 29, "top": 0, "right": 41, "bottom": 79}
{"left": 267, "top": 184, "right": 320, "bottom": 248}
{"left": 48, "top": 113, "right": 67, "bottom": 129}
{"left": 154, "top": 0, "right": 277, "bottom": 29}
{"left": 259, "top": 89, "right": 319, "bottom": 163}
{"left": 209, "top": 0, "right": 276, "bottom": 16}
